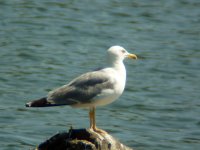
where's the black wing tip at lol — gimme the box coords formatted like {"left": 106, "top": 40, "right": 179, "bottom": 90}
{"left": 25, "top": 97, "right": 48, "bottom": 107}
{"left": 25, "top": 102, "right": 31, "bottom": 107}
{"left": 25, "top": 97, "right": 68, "bottom": 107}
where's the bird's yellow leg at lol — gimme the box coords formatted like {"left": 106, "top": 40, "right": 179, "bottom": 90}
{"left": 89, "top": 107, "right": 94, "bottom": 129}
{"left": 89, "top": 107, "right": 107, "bottom": 134}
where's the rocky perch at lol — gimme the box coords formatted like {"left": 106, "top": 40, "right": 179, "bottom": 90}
{"left": 36, "top": 128, "right": 133, "bottom": 150}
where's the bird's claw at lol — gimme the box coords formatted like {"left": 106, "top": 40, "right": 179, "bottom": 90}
{"left": 90, "top": 127, "right": 107, "bottom": 135}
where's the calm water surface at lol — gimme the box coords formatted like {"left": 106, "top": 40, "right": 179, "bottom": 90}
{"left": 0, "top": 0, "right": 200, "bottom": 150}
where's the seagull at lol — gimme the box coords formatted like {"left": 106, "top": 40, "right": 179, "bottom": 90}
{"left": 25, "top": 45, "right": 137, "bottom": 133}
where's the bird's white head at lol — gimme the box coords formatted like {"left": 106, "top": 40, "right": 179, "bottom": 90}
{"left": 107, "top": 46, "right": 137, "bottom": 64}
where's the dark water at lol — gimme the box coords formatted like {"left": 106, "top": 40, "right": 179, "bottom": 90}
{"left": 0, "top": 0, "right": 200, "bottom": 149}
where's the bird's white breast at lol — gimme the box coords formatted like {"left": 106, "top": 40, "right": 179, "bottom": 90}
{"left": 92, "top": 65, "right": 127, "bottom": 107}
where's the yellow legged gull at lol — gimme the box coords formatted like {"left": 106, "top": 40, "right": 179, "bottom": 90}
{"left": 26, "top": 45, "right": 137, "bottom": 133}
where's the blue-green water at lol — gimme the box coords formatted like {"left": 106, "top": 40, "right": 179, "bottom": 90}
{"left": 0, "top": 0, "right": 200, "bottom": 149}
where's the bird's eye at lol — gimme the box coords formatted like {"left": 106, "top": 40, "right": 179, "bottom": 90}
{"left": 121, "top": 49, "right": 126, "bottom": 53}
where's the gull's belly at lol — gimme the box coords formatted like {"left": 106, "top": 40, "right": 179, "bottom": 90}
{"left": 72, "top": 92, "right": 121, "bottom": 108}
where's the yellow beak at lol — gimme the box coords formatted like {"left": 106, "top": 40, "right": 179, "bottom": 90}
{"left": 127, "top": 53, "right": 137, "bottom": 59}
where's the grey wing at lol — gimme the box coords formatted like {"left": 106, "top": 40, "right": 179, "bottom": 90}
{"left": 47, "top": 70, "right": 115, "bottom": 105}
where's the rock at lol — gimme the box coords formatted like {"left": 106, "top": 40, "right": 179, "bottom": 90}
{"left": 36, "top": 128, "right": 133, "bottom": 150}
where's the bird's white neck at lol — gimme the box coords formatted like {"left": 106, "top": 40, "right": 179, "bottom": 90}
{"left": 109, "top": 60, "right": 127, "bottom": 83}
